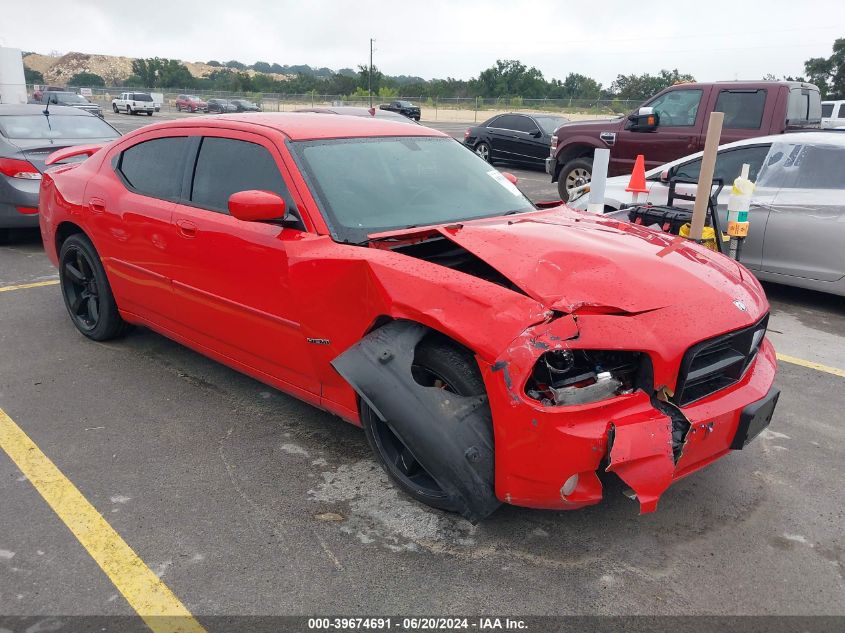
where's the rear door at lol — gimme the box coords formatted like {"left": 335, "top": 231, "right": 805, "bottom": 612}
{"left": 612, "top": 86, "right": 708, "bottom": 174}
{"left": 168, "top": 130, "right": 318, "bottom": 394}
{"left": 759, "top": 141, "right": 845, "bottom": 282}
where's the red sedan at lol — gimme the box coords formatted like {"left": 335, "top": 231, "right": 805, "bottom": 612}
{"left": 38, "top": 114, "right": 779, "bottom": 521}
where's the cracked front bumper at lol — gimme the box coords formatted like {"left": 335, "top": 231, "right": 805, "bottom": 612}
{"left": 480, "top": 326, "right": 778, "bottom": 513}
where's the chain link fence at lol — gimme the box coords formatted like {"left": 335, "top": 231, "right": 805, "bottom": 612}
{"left": 27, "top": 84, "right": 640, "bottom": 122}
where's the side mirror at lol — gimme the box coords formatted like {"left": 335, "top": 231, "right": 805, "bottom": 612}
{"left": 660, "top": 169, "right": 670, "bottom": 183}
{"left": 627, "top": 106, "right": 659, "bottom": 132}
{"left": 501, "top": 172, "right": 519, "bottom": 185}
{"left": 228, "top": 190, "right": 287, "bottom": 222}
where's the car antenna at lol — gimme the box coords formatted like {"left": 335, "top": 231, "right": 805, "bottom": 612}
{"left": 43, "top": 97, "right": 50, "bottom": 116}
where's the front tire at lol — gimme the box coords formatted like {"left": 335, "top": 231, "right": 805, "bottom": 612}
{"left": 59, "top": 234, "right": 129, "bottom": 341}
{"left": 127, "top": 105, "right": 133, "bottom": 115}
{"left": 112, "top": 103, "right": 118, "bottom": 113}
{"left": 361, "top": 335, "right": 488, "bottom": 513}
{"left": 474, "top": 142, "right": 491, "bottom": 163}
{"left": 557, "top": 157, "right": 593, "bottom": 202}
{"left": 146, "top": 111, "right": 153, "bottom": 116}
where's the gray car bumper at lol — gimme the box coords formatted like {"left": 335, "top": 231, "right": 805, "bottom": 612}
{"left": 0, "top": 174, "right": 40, "bottom": 228}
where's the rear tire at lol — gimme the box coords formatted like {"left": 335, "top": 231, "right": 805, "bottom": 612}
{"left": 474, "top": 142, "right": 491, "bottom": 163}
{"left": 557, "top": 157, "right": 593, "bottom": 202}
{"left": 361, "top": 335, "right": 488, "bottom": 513}
{"left": 112, "top": 103, "right": 118, "bottom": 113}
{"left": 146, "top": 111, "right": 153, "bottom": 116}
{"left": 59, "top": 234, "right": 130, "bottom": 341}
{"left": 127, "top": 105, "right": 133, "bottom": 115}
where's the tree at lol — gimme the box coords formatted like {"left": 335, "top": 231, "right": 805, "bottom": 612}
{"left": 68, "top": 72, "right": 105, "bottom": 87}
{"left": 476, "top": 59, "right": 547, "bottom": 98}
{"left": 207, "top": 60, "right": 221, "bottom": 67}
{"left": 610, "top": 68, "right": 695, "bottom": 101}
{"left": 24, "top": 67, "right": 44, "bottom": 84}
{"left": 252, "top": 61, "right": 273, "bottom": 73}
{"left": 804, "top": 38, "right": 845, "bottom": 98}
{"left": 358, "top": 64, "right": 383, "bottom": 94}
{"left": 131, "top": 58, "right": 194, "bottom": 88}
{"left": 225, "top": 60, "right": 247, "bottom": 70}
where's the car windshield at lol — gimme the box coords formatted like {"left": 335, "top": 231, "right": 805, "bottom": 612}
{"left": 397, "top": 101, "right": 414, "bottom": 107}
{"left": 292, "top": 136, "right": 535, "bottom": 243}
{"left": 0, "top": 115, "right": 119, "bottom": 140}
{"left": 534, "top": 115, "right": 567, "bottom": 134}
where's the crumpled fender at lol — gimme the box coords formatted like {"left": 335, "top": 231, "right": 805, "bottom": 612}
{"left": 331, "top": 321, "right": 500, "bottom": 522}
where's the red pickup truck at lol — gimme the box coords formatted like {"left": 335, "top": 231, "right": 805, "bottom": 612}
{"left": 546, "top": 81, "right": 822, "bottom": 200}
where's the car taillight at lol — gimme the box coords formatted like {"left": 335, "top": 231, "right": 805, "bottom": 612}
{"left": 550, "top": 135, "right": 558, "bottom": 150}
{"left": 464, "top": 128, "right": 471, "bottom": 139}
{"left": 0, "top": 158, "right": 41, "bottom": 180}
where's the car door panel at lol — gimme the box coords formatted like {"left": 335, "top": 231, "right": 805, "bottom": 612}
{"left": 167, "top": 131, "right": 319, "bottom": 394}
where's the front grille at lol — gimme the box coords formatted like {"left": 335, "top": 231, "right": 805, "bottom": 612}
{"left": 674, "top": 314, "right": 768, "bottom": 406}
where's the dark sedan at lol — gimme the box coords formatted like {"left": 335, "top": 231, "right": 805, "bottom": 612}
{"left": 208, "top": 99, "right": 238, "bottom": 114}
{"left": 40, "top": 91, "right": 103, "bottom": 118}
{"left": 379, "top": 100, "right": 421, "bottom": 121}
{"left": 464, "top": 113, "right": 568, "bottom": 168}
{"left": 230, "top": 99, "right": 261, "bottom": 112}
{"left": 0, "top": 105, "right": 119, "bottom": 241}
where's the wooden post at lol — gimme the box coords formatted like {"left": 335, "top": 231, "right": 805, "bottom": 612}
{"left": 688, "top": 111, "right": 724, "bottom": 241}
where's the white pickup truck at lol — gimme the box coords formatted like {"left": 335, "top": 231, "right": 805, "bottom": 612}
{"left": 111, "top": 92, "right": 155, "bottom": 116}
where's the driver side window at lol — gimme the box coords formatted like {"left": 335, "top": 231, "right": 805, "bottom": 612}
{"left": 647, "top": 89, "right": 703, "bottom": 127}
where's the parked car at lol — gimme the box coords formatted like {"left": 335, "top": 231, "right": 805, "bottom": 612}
{"left": 39, "top": 113, "right": 778, "bottom": 520}
{"left": 547, "top": 81, "right": 822, "bottom": 201}
{"left": 0, "top": 104, "right": 119, "bottom": 242}
{"left": 821, "top": 100, "right": 845, "bottom": 129}
{"left": 31, "top": 86, "right": 65, "bottom": 102}
{"left": 111, "top": 92, "right": 155, "bottom": 116}
{"left": 464, "top": 113, "right": 569, "bottom": 167}
{"left": 208, "top": 98, "right": 237, "bottom": 114}
{"left": 230, "top": 99, "right": 261, "bottom": 112}
{"left": 40, "top": 91, "right": 103, "bottom": 118}
{"left": 379, "top": 100, "right": 421, "bottom": 120}
{"left": 175, "top": 95, "right": 208, "bottom": 113}
{"left": 569, "top": 132, "right": 845, "bottom": 297}
{"left": 295, "top": 106, "right": 418, "bottom": 124}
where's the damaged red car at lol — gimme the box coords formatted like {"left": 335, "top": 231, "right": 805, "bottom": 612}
{"left": 38, "top": 114, "right": 779, "bottom": 521}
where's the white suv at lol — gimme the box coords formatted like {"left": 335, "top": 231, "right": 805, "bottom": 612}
{"left": 822, "top": 100, "right": 845, "bottom": 129}
{"left": 111, "top": 92, "right": 155, "bottom": 116}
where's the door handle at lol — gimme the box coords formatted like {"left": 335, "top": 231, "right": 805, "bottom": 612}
{"left": 89, "top": 197, "right": 106, "bottom": 214}
{"left": 176, "top": 219, "right": 197, "bottom": 238}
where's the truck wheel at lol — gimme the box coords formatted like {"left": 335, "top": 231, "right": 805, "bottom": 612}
{"left": 112, "top": 103, "right": 118, "bottom": 113}
{"left": 146, "top": 111, "right": 153, "bottom": 116}
{"left": 557, "top": 158, "right": 593, "bottom": 202}
{"left": 127, "top": 105, "right": 133, "bottom": 115}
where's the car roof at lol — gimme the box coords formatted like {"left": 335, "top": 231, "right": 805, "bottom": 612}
{"left": 643, "top": 131, "right": 845, "bottom": 176}
{"left": 144, "top": 112, "right": 446, "bottom": 140}
{"left": 0, "top": 104, "right": 94, "bottom": 116}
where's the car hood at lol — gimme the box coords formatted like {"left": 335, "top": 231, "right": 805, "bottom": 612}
{"left": 554, "top": 116, "right": 623, "bottom": 135}
{"left": 373, "top": 208, "right": 762, "bottom": 317}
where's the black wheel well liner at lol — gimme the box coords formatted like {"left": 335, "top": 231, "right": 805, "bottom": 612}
{"left": 333, "top": 319, "right": 500, "bottom": 521}
{"left": 55, "top": 221, "right": 86, "bottom": 253}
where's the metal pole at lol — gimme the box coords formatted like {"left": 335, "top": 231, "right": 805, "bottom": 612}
{"left": 369, "top": 38, "right": 374, "bottom": 109}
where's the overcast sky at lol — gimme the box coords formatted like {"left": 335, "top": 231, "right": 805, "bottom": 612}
{"left": 3, "top": 0, "right": 843, "bottom": 86}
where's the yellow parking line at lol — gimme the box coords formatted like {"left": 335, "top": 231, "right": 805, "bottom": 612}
{"left": 777, "top": 353, "right": 845, "bottom": 378}
{"left": 0, "top": 279, "right": 59, "bottom": 293}
{"left": 0, "top": 407, "right": 206, "bottom": 633}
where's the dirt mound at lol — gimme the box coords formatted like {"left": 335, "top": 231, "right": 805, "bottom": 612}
{"left": 23, "top": 51, "right": 292, "bottom": 85}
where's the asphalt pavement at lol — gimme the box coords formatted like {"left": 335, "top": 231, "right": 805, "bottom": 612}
{"left": 1, "top": 109, "right": 843, "bottom": 627}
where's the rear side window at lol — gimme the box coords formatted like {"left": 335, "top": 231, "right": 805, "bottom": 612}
{"left": 493, "top": 114, "right": 521, "bottom": 130}
{"left": 673, "top": 145, "right": 771, "bottom": 183}
{"left": 822, "top": 103, "right": 834, "bottom": 118}
{"left": 787, "top": 88, "right": 822, "bottom": 124}
{"left": 839, "top": 104, "right": 845, "bottom": 119}
{"left": 715, "top": 90, "right": 766, "bottom": 129}
{"left": 118, "top": 137, "right": 187, "bottom": 199}
{"left": 190, "top": 137, "right": 292, "bottom": 213}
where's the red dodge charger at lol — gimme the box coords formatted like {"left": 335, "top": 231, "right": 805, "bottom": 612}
{"left": 38, "top": 113, "right": 779, "bottom": 521}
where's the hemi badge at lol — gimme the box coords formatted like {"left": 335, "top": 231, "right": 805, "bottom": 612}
{"left": 307, "top": 338, "right": 331, "bottom": 345}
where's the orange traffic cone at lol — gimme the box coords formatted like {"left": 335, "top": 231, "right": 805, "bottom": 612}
{"left": 626, "top": 154, "right": 648, "bottom": 194}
